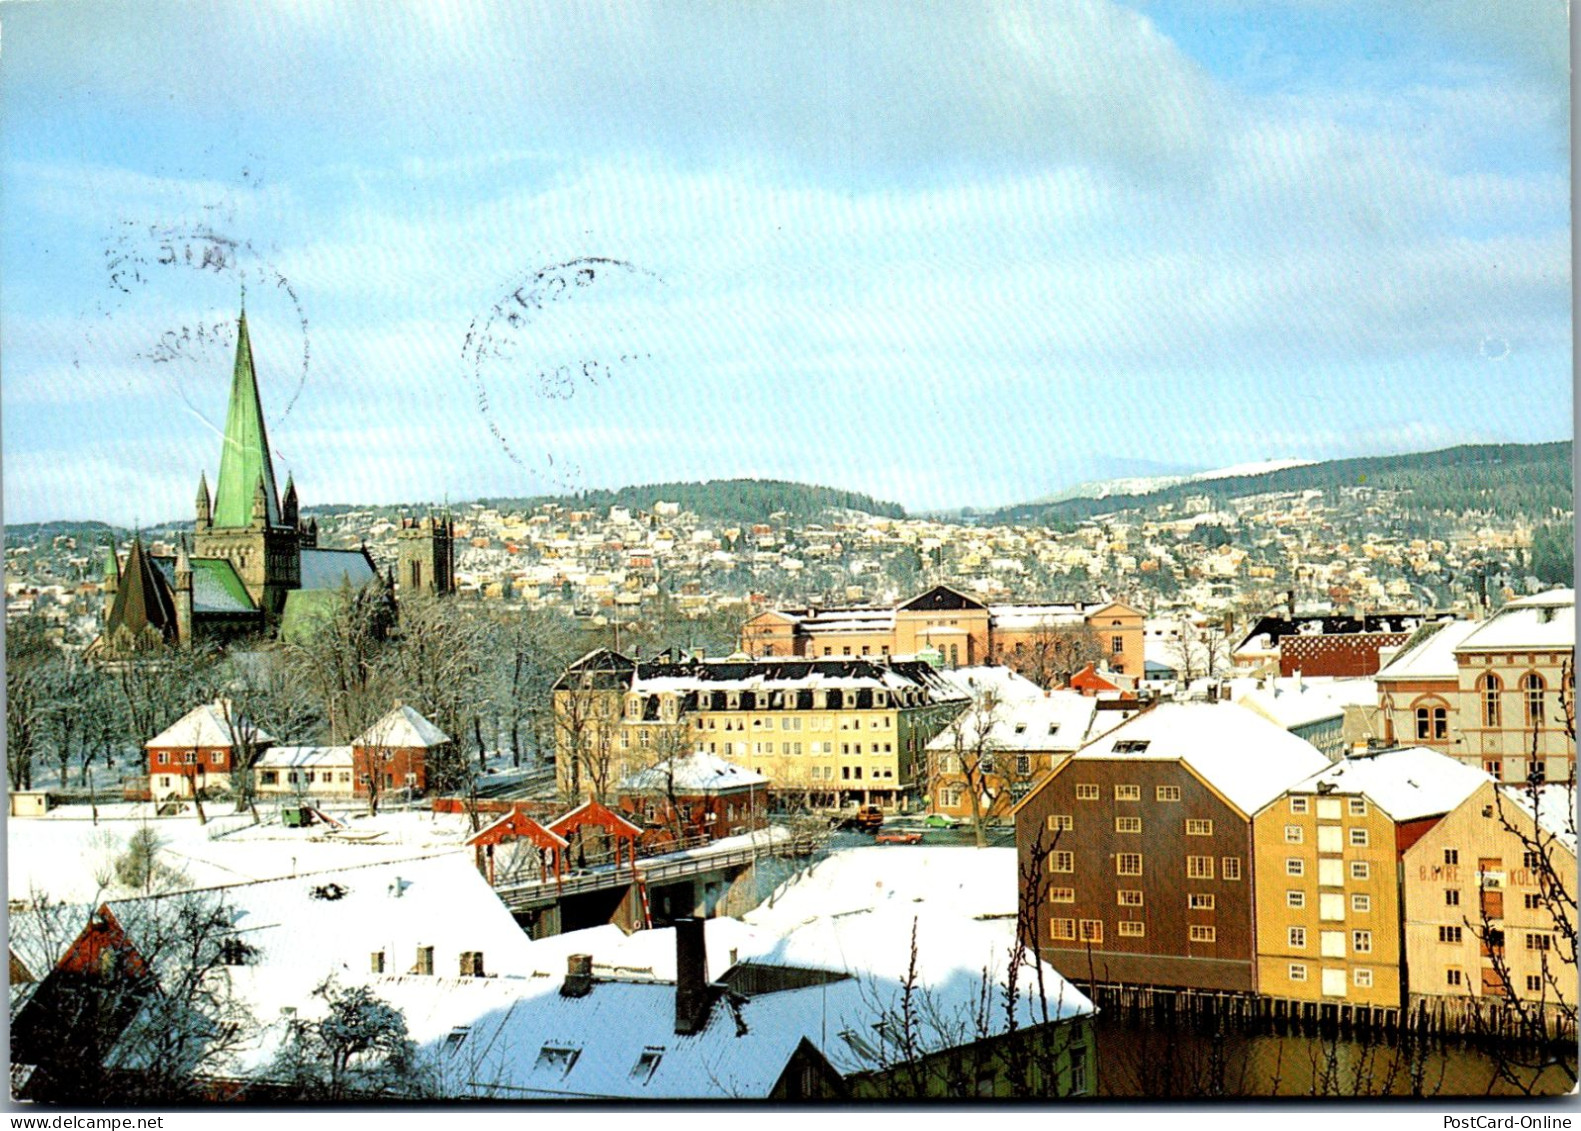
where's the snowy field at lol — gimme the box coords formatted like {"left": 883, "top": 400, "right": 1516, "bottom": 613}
{"left": 8, "top": 802, "right": 477, "bottom": 905}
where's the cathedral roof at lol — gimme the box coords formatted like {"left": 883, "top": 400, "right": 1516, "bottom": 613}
{"left": 298, "top": 547, "right": 377, "bottom": 590}
{"left": 104, "top": 537, "right": 178, "bottom": 644}
{"left": 150, "top": 556, "right": 257, "bottom": 614}
{"left": 211, "top": 310, "right": 282, "bottom": 529}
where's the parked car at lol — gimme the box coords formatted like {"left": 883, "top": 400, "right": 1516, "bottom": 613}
{"left": 875, "top": 828, "right": 924, "bottom": 845}
{"left": 833, "top": 805, "right": 885, "bottom": 832}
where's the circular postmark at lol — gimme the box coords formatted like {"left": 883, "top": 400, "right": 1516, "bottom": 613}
{"left": 79, "top": 215, "right": 311, "bottom": 453}
{"left": 462, "top": 257, "right": 661, "bottom": 494}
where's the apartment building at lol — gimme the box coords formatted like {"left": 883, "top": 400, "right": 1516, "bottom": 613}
{"left": 553, "top": 650, "right": 966, "bottom": 807}
{"left": 1012, "top": 702, "right": 1327, "bottom": 993}
{"left": 1251, "top": 746, "right": 1488, "bottom": 1009}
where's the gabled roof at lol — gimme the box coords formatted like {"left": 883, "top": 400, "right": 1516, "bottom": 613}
{"left": 1271, "top": 746, "right": 1490, "bottom": 822}
{"left": 1050, "top": 701, "right": 1329, "bottom": 816}
{"left": 467, "top": 810, "right": 567, "bottom": 850}
{"left": 211, "top": 310, "right": 282, "bottom": 529}
{"left": 105, "top": 537, "right": 178, "bottom": 644}
{"left": 897, "top": 585, "right": 986, "bottom": 613}
{"left": 1457, "top": 588, "right": 1574, "bottom": 652}
{"left": 353, "top": 704, "right": 449, "bottom": 749}
{"left": 145, "top": 700, "right": 275, "bottom": 750}
{"left": 618, "top": 752, "right": 770, "bottom": 794}
{"left": 548, "top": 799, "right": 643, "bottom": 840}
{"left": 1376, "top": 618, "right": 1480, "bottom": 681}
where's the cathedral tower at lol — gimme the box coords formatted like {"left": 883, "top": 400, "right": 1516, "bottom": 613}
{"left": 396, "top": 513, "right": 455, "bottom": 597}
{"left": 192, "top": 307, "right": 301, "bottom": 619}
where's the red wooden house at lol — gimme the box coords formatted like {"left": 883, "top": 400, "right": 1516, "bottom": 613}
{"left": 350, "top": 703, "right": 451, "bottom": 795}
{"left": 616, "top": 752, "right": 771, "bottom": 847}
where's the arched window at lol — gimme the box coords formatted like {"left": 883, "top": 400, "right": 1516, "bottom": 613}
{"left": 1480, "top": 674, "right": 1502, "bottom": 728}
{"left": 1522, "top": 673, "right": 1546, "bottom": 729}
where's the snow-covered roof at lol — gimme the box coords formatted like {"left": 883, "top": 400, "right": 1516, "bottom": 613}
{"left": 934, "top": 665, "right": 1046, "bottom": 704}
{"left": 985, "top": 604, "right": 1085, "bottom": 630}
{"left": 1456, "top": 588, "right": 1575, "bottom": 652}
{"left": 1067, "top": 702, "right": 1329, "bottom": 815}
{"left": 255, "top": 745, "right": 353, "bottom": 770}
{"left": 736, "top": 848, "right": 1093, "bottom": 1074}
{"left": 102, "top": 854, "right": 536, "bottom": 1080}
{"left": 145, "top": 701, "right": 275, "bottom": 750}
{"left": 1235, "top": 677, "right": 1376, "bottom": 730}
{"left": 1498, "top": 783, "right": 1578, "bottom": 855}
{"left": 926, "top": 690, "right": 1099, "bottom": 752}
{"left": 379, "top": 846, "right": 1093, "bottom": 1098}
{"left": 1273, "top": 746, "right": 1490, "bottom": 821}
{"left": 375, "top": 966, "right": 822, "bottom": 1099}
{"left": 1376, "top": 618, "right": 1481, "bottom": 680}
{"left": 353, "top": 704, "right": 450, "bottom": 749}
{"left": 618, "top": 752, "right": 769, "bottom": 794}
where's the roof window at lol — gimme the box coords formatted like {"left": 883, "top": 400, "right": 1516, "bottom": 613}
{"left": 535, "top": 1046, "right": 581, "bottom": 1076}
{"left": 631, "top": 1046, "right": 665, "bottom": 1082}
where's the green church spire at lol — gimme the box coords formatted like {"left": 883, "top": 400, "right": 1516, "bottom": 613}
{"left": 212, "top": 309, "right": 281, "bottom": 528}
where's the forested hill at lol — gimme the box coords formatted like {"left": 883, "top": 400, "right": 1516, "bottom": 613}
{"left": 480, "top": 479, "right": 908, "bottom": 526}
{"left": 985, "top": 442, "right": 1573, "bottom": 525}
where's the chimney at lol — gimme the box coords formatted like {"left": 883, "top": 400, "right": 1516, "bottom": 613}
{"left": 562, "top": 953, "right": 594, "bottom": 998}
{"left": 674, "top": 917, "right": 711, "bottom": 1035}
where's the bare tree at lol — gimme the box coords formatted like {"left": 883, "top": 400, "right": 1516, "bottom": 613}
{"left": 931, "top": 691, "right": 1030, "bottom": 848}
{"left": 1171, "top": 615, "right": 1232, "bottom": 683}
{"left": 10, "top": 887, "right": 257, "bottom": 1104}
{"left": 1465, "top": 661, "right": 1577, "bottom": 1094}
{"left": 1006, "top": 620, "right": 1106, "bottom": 690}
{"left": 553, "top": 670, "right": 622, "bottom": 805}
{"left": 281, "top": 581, "right": 395, "bottom": 745}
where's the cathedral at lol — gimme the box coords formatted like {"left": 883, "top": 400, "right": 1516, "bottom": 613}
{"left": 96, "top": 306, "right": 454, "bottom": 653}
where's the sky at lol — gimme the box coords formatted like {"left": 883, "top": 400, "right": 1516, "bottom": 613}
{"left": 1, "top": 0, "right": 1572, "bottom": 525}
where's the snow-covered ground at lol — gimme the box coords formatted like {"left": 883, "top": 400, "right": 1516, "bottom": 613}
{"left": 9, "top": 803, "right": 476, "bottom": 906}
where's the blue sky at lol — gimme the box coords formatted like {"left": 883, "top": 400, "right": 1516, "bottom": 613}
{"left": 2, "top": 0, "right": 1571, "bottom": 524}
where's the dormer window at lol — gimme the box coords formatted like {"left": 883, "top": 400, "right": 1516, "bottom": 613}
{"left": 1113, "top": 739, "right": 1150, "bottom": 754}
{"left": 444, "top": 1027, "right": 471, "bottom": 1054}
{"left": 535, "top": 1046, "right": 581, "bottom": 1076}
{"left": 630, "top": 1046, "right": 665, "bottom": 1082}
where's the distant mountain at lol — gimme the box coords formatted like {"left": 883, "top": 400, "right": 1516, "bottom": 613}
{"left": 1034, "top": 458, "right": 1318, "bottom": 505}
{"left": 984, "top": 442, "right": 1573, "bottom": 525}
{"left": 477, "top": 479, "right": 908, "bottom": 527}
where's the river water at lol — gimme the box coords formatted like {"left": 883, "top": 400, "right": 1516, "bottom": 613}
{"left": 1092, "top": 1011, "right": 1577, "bottom": 1098}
